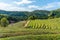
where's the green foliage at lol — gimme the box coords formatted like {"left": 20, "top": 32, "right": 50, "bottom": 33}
{"left": 28, "top": 18, "right": 60, "bottom": 29}
{"left": 0, "top": 9, "right": 60, "bottom": 21}
{"left": 0, "top": 10, "right": 50, "bottom": 21}
{"left": 0, "top": 17, "right": 9, "bottom": 27}
{"left": 0, "top": 20, "right": 59, "bottom": 38}
{"left": 0, "top": 9, "right": 60, "bottom": 40}
{"left": 28, "top": 16, "right": 36, "bottom": 20}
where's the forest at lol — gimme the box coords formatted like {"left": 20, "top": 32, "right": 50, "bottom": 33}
{"left": 0, "top": 9, "right": 60, "bottom": 23}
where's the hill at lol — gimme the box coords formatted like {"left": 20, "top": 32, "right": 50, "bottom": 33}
{"left": 27, "top": 18, "right": 60, "bottom": 29}
{"left": 0, "top": 9, "right": 60, "bottom": 23}
{"left": 0, "top": 18, "right": 60, "bottom": 40}
{"left": 0, "top": 18, "right": 60, "bottom": 38}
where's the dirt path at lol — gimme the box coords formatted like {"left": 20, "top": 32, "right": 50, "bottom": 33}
{"left": 24, "top": 20, "right": 30, "bottom": 27}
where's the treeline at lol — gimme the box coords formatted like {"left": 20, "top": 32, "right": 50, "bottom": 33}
{"left": 0, "top": 10, "right": 60, "bottom": 23}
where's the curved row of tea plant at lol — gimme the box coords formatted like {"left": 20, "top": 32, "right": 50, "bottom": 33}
{"left": 28, "top": 18, "right": 60, "bottom": 29}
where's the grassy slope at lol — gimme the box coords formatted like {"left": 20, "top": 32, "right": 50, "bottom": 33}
{"left": 1, "top": 34, "right": 60, "bottom": 40}
{"left": 0, "top": 18, "right": 60, "bottom": 40}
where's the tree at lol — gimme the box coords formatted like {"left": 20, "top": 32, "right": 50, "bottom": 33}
{"left": 28, "top": 16, "right": 36, "bottom": 20}
{"left": 0, "top": 17, "right": 9, "bottom": 27}
{"left": 48, "top": 11, "right": 56, "bottom": 19}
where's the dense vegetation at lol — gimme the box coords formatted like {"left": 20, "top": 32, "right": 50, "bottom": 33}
{"left": 28, "top": 18, "right": 60, "bottom": 29}
{"left": 0, "top": 17, "right": 9, "bottom": 27}
{"left": 0, "top": 9, "right": 60, "bottom": 23}
{"left": 0, "top": 9, "right": 60, "bottom": 40}
{"left": 0, "top": 18, "right": 59, "bottom": 40}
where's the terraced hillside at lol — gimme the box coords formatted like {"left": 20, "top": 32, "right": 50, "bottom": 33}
{"left": 0, "top": 18, "right": 60, "bottom": 40}
{"left": 28, "top": 18, "right": 60, "bottom": 29}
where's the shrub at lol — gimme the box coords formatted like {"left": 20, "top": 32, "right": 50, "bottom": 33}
{"left": 0, "top": 17, "right": 9, "bottom": 27}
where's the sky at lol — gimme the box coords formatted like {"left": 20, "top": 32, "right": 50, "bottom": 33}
{"left": 0, "top": 0, "right": 60, "bottom": 11}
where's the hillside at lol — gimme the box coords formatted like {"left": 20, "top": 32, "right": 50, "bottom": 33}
{"left": 0, "top": 9, "right": 60, "bottom": 40}
{"left": 0, "top": 10, "right": 50, "bottom": 17}
{"left": 0, "top": 18, "right": 59, "bottom": 38}
{"left": 0, "top": 10, "right": 51, "bottom": 23}
{"left": 27, "top": 18, "right": 60, "bottom": 29}
{"left": 0, "top": 18, "right": 60, "bottom": 40}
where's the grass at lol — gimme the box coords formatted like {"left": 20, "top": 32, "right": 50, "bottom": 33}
{"left": 0, "top": 18, "right": 60, "bottom": 40}
{"left": 1, "top": 34, "right": 60, "bottom": 40}
{"left": 0, "top": 29, "right": 60, "bottom": 38}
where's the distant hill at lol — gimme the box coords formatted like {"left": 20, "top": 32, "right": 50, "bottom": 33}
{"left": 0, "top": 10, "right": 50, "bottom": 16}
{"left": 0, "top": 10, "right": 50, "bottom": 19}
{"left": 50, "top": 9, "right": 60, "bottom": 18}
{"left": 54, "top": 9, "right": 60, "bottom": 11}
{"left": 0, "top": 9, "right": 60, "bottom": 22}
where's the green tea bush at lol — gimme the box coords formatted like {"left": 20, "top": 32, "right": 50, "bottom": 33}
{"left": 28, "top": 18, "right": 60, "bottom": 29}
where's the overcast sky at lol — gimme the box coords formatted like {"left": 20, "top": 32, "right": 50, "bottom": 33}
{"left": 0, "top": 0, "right": 60, "bottom": 11}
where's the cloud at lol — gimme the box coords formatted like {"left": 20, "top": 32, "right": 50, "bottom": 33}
{"left": 0, "top": 2, "right": 33, "bottom": 11}
{"left": 14, "top": 0, "right": 35, "bottom": 5}
{"left": 39, "top": 2, "right": 60, "bottom": 10}
{"left": 28, "top": 5, "right": 39, "bottom": 9}
{"left": 0, "top": 2, "right": 11, "bottom": 10}
{"left": 0, "top": 2, "right": 60, "bottom": 11}
{"left": 28, "top": 4, "right": 54, "bottom": 10}
{"left": 8, "top": 6, "right": 32, "bottom": 11}
{"left": 28, "top": 2, "right": 60, "bottom": 10}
